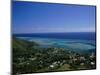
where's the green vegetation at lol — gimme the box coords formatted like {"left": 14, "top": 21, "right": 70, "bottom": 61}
{"left": 13, "top": 37, "right": 96, "bottom": 75}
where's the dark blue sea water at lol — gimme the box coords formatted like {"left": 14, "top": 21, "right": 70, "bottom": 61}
{"left": 13, "top": 32, "right": 96, "bottom": 40}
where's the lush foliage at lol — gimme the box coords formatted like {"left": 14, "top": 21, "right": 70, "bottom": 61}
{"left": 13, "top": 37, "right": 96, "bottom": 75}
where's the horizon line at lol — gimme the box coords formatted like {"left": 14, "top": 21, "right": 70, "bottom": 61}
{"left": 13, "top": 31, "right": 95, "bottom": 34}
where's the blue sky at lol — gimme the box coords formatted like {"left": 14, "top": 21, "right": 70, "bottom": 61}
{"left": 12, "top": 1, "right": 96, "bottom": 33}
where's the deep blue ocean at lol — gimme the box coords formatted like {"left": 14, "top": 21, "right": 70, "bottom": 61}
{"left": 13, "top": 32, "right": 96, "bottom": 53}
{"left": 13, "top": 32, "right": 96, "bottom": 40}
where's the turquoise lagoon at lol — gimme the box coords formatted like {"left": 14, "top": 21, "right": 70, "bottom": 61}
{"left": 17, "top": 37, "right": 96, "bottom": 53}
